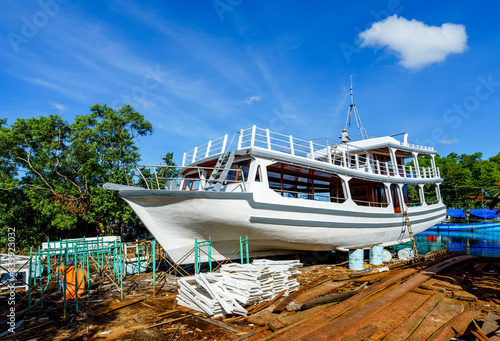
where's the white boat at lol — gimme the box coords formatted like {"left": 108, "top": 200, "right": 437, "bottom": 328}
{"left": 105, "top": 125, "right": 446, "bottom": 264}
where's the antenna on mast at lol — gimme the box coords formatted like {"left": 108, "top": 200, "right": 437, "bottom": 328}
{"left": 344, "top": 75, "right": 368, "bottom": 140}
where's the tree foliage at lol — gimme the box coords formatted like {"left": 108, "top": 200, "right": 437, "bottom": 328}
{"left": 436, "top": 152, "right": 500, "bottom": 208}
{"left": 0, "top": 105, "right": 154, "bottom": 250}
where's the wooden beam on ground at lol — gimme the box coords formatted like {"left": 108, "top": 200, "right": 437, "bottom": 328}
{"left": 233, "top": 326, "right": 270, "bottom": 341}
{"left": 293, "top": 281, "right": 349, "bottom": 306}
{"left": 481, "top": 312, "right": 500, "bottom": 341}
{"left": 340, "top": 291, "right": 430, "bottom": 340}
{"left": 408, "top": 299, "right": 464, "bottom": 340}
{"left": 197, "top": 317, "right": 243, "bottom": 334}
{"left": 384, "top": 292, "right": 444, "bottom": 341}
{"left": 296, "top": 283, "right": 367, "bottom": 311}
{"left": 275, "top": 255, "right": 473, "bottom": 341}
{"left": 249, "top": 290, "right": 286, "bottom": 315}
{"left": 272, "top": 276, "right": 329, "bottom": 313}
{"left": 264, "top": 267, "right": 419, "bottom": 340}
{"left": 427, "top": 309, "right": 480, "bottom": 341}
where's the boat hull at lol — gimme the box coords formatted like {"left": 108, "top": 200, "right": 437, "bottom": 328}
{"left": 107, "top": 184, "right": 446, "bottom": 264}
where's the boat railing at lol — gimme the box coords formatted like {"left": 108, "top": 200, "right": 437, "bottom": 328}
{"left": 132, "top": 165, "right": 247, "bottom": 191}
{"left": 352, "top": 199, "right": 390, "bottom": 208}
{"left": 238, "top": 126, "right": 335, "bottom": 159}
{"left": 402, "top": 142, "right": 434, "bottom": 151}
{"left": 183, "top": 134, "right": 228, "bottom": 165}
{"left": 425, "top": 198, "right": 440, "bottom": 205}
{"left": 182, "top": 125, "right": 440, "bottom": 180}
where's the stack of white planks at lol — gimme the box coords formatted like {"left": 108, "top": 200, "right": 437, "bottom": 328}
{"left": 176, "top": 259, "right": 301, "bottom": 317}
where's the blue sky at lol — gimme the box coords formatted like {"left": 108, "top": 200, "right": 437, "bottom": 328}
{"left": 1, "top": 0, "right": 499, "bottom": 166}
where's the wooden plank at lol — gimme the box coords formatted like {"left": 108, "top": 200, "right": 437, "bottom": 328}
{"left": 266, "top": 267, "right": 420, "bottom": 340}
{"left": 472, "top": 319, "right": 492, "bottom": 341}
{"left": 339, "top": 291, "right": 430, "bottom": 341}
{"left": 408, "top": 300, "right": 464, "bottom": 340}
{"left": 281, "top": 255, "right": 473, "bottom": 341}
{"left": 384, "top": 292, "right": 444, "bottom": 341}
{"left": 249, "top": 290, "right": 285, "bottom": 315}
{"left": 482, "top": 312, "right": 500, "bottom": 341}
{"left": 272, "top": 276, "right": 329, "bottom": 313}
{"left": 427, "top": 309, "right": 480, "bottom": 341}
{"left": 294, "top": 281, "right": 349, "bottom": 305}
{"left": 452, "top": 290, "right": 478, "bottom": 302}
{"left": 198, "top": 317, "right": 243, "bottom": 334}
{"left": 298, "top": 283, "right": 367, "bottom": 311}
{"left": 233, "top": 326, "right": 269, "bottom": 341}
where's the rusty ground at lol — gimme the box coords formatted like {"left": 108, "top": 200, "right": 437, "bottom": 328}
{"left": 1, "top": 250, "right": 499, "bottom": 341}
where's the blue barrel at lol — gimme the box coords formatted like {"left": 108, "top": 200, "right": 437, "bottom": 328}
{"left": 369, "top": 245, "right": 384, "bottom": 265}
{"left": 348, "top": 249, "right": 364, "bottom": 270}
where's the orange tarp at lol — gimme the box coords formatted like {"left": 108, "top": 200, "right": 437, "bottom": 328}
{"left": 57, "top": 264, "right": 88, "bottom": 299}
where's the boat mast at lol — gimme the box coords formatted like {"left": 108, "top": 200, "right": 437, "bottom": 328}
{"left": 344, "top": 75, "right": 368, "bottom": 140}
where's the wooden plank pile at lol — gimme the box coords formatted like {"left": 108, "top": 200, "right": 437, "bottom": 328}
{"left": 176, "top": 260, "right": 301, "bottom": 317}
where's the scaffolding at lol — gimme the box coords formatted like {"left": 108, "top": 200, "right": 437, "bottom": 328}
{"left": 0, "top": 237, "right": 157, "bottom": 318}
{"left": 1, "top": 235, "right": 250, "bottom": 321}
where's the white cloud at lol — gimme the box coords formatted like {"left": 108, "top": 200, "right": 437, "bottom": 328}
{"left": 52, "top": 102, "right": 67, "bottom": 112}
{"left": 244, "top": 95, "right": 262, "bottom": 104}
{"left": 359, "top": 15, "right": 468, "bottom": 69}
{"left": 440, "top": 138, "right": 459, "bottom": 145}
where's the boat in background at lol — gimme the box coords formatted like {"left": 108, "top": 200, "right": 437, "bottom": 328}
{"left": 430, "top": 208, "right": 500, "bottom": 230}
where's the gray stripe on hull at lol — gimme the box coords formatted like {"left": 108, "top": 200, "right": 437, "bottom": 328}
{"left": 249, "top": 213, "right": 444, "bottom": 228}
{"left": 109, "top": 184, "right": 445, "bottom": 220}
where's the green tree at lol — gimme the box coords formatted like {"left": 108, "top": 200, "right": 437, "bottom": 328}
{"left": 0, "top": 105, "right": 154, "bottom": 250}
{"left": 70, "top": 104, "right": 153, "bottom": 237}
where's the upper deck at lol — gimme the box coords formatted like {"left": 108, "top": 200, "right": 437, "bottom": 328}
{"left": 183, "top": 126, "right": 440, "bottom": 181}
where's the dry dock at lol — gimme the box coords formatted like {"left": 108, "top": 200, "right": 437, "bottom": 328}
{"left": 1, "top": 250, "right": 499, "bottom": 340}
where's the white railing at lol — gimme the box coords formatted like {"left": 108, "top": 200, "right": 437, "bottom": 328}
{"left": 182, "top": 125, "right": 440, "bottom": 179}
{"left": 183, "top": 134, "right": 228, "bottom": 166}
{"left": 133, "top": 165, "right": 247, "bottom": 192}
{"left": 402, "top": 142, "right": 435, "bottom": 151}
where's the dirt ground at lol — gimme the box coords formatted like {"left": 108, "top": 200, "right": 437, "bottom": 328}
{"left": 1, "top": 251, "right": 499, "bottom": 340}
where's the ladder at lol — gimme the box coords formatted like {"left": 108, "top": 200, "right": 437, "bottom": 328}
{"left": 403, "top": 210, "right": 419, "bottom": 256}
{"left": 204, "top": 151, "right": 235, "bottom": 192}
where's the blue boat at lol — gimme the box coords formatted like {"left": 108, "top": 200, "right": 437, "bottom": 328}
{"left": 430, "top": 208, "right": 500, "bottom": 230}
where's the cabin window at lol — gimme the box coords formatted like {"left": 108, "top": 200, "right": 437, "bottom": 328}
{"left": 423, "top": 183, "right": 439, "bottom": 205}
{"left": 266, "top": 163, "right": 345, "bottom": 203}
{"left": 226, "top": 160, "right": 250, "bottom": 182}
{"left": 403, "top": 184, "right": 422, "bottom": 207}
{"left": 348, "top": 179, "right": 388, "bottom": 207}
